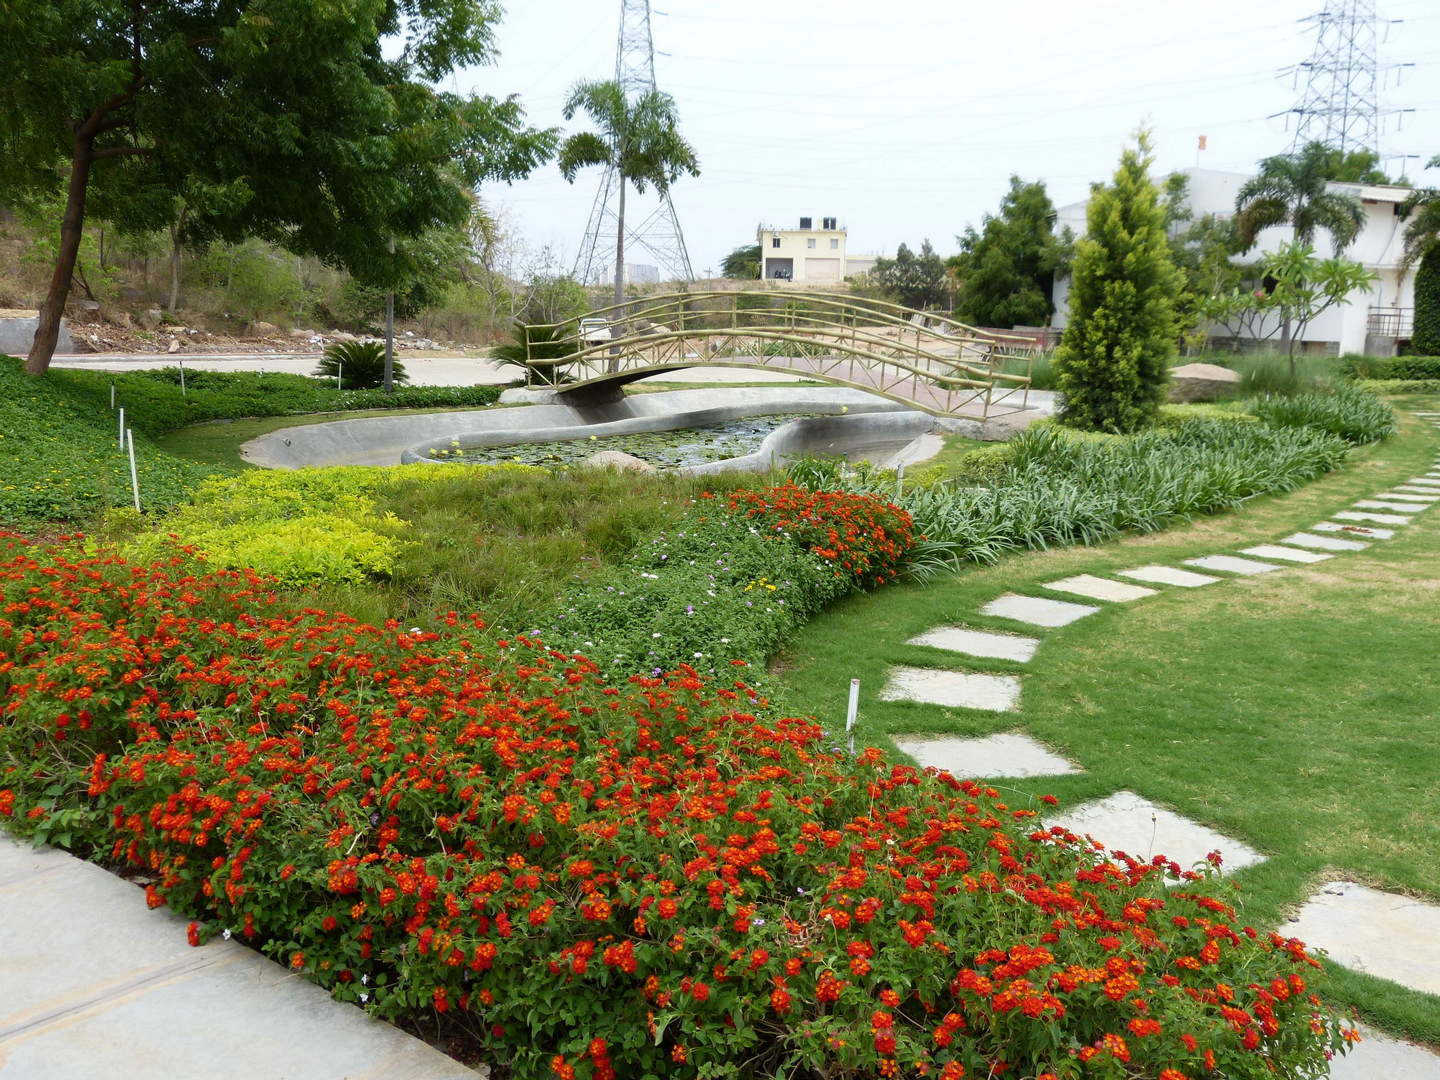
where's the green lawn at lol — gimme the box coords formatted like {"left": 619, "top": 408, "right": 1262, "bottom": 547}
{"left": 771, "top": 397, "right": 1440, "bottom": 1047}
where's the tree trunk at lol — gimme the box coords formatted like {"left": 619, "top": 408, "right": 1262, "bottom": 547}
{"left": 383, "top": 291, "right": 395, "bottom": 392}
{"left": 167, "top": 230, "right": 182, "bottom": 313}
{"left": 27, "top": 137, "right": 94, "bottom": 374}
{"left": 609, "top": 172, "right": 626, "bottom": 373}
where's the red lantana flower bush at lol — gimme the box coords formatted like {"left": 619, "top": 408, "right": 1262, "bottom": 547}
{"left": 0, "top": 536, "right": 1349, "bottom": 1078}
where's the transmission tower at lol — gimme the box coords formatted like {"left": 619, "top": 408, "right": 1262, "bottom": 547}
{"left": 1280, "top": 0, "right": 1413, "bottom": 157}
{"left": 574, "top": 0, "right": 695, "bottom": 288}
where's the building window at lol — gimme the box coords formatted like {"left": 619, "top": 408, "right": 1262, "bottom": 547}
{"left": 771, "top": 237, "right": 780, "bottom": 248}
{"left": 830, "top": 238, "right": 839, "bottom": 249}
{"left": 807, "top": 238, "right": 816, "bottom": 249}
{"left": 822, "top": 217, "right": 837, "bottom": 230}
{"left": 799, "top": 216, "right": 813, "bottom": 230}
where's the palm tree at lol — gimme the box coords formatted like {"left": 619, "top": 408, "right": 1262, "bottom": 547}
{"left": 1234, "top": 141, "right": 1367, "bottom": 349}
{"left": 557, "top": 80, "right": 699, "bottom": 311}
{"left": 1400, "top": 155, "right": 1440, "bottom": 355}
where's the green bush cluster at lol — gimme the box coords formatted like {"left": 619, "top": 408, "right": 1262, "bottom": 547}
{"left": 1249, "top": 385, "right": 1396, "bottom": 444}
{"left": 1353, "top": 378, "right": 1440, "bottom": 394}
{"left": 1339, "top": 353, "right": 1440, "bottom": 381}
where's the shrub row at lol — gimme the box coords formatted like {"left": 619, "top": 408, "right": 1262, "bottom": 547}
{"left": 1339, "top": 353, "right": 1440, "bottom": 381}
{"left": 0, "top": 537, "right": 1352, "bottom": 1079}
{"left": 1248, "top": 385, "right": 1396, "bottom": 445}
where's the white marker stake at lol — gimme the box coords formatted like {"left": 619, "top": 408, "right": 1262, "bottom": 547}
{"left": 337, "top": 361, "right": 343, "bottom": 390}
{"left": 846, "top": 678, "right": 860, "bottom": 755}
{"left": 178, "top": 357, "right": 186, "bottom": 395}
{"left": 118, "top": 407, "right": 125, "bottom": 450}
{"left": 126, "top": 429, "right": 140, "bottom": 512}
{"left": 110, "top": 383, "right": 115, "bottom": 409}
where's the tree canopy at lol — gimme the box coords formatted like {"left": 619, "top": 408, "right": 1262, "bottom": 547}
{"left": 868, "top": 241, "right": 949, "bottom": 310}
{"left": 1233, "top": 141, "right": 1366, "bottom": 252}
{"left": 0, "top": 0, "right": 557, "bottom": 372}
{"left": 1401, "top": 155, "right": 1440, "bottom": 354}
{"left": 722, "top": 244, "right": 762, "bottom": 280}
{"left": 949, "top": 177, "right": 1072, "bottom": 328}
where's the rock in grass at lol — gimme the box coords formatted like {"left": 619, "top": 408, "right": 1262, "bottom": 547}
{"left": 1167, "top": 362, "right": 1241, "bottom": 403}
{"left": 579, "top": 449, "right": 656, "bottom": 474}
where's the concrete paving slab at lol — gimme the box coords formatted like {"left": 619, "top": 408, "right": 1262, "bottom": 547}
{"left": 1283, "top": 532, "right": 1370, "bottom": 552}
{"left": 1353, "top": 500, "right": 1424, "bottom": 513}
{"left": 979, "top": 593, "right": 1100, "bottom": 628}
{"left": 1330, "top": 1025, "right": 1440, "bottom": 1079}
{"left": 879, "top": 666, "right": 1023, "bottom": 712}
{"left": 1183, "top": 554, "right": 1283, "bottom": 575}
{"left": 1042, "top": 574, "right": 1157, "bottom": 603}
{"left": 1332, "top": 510, "right": 1411, "bottom": 525}
{"left": 1392, "top": 487, "right": 1440, "bottom": 496}
{"left": 1286, "top": 881, "right": 1440, "bottom": 997}
{"left": 1239, "top": 544, "right": 1333, "bottom": 564}
{"left": 0, "top": 836, "right": 476, "bottom": 1079}
{"left": 1116, "top": 565, "right": 1220, "bottom": 588}
{"left": 905, "top": 626, "right": 1040, "bottom": 663}
{"left": 1046, "top": 791, "right": 1265, "bottom": 876}
{"left": 1376, "top": 491, "right": 1439, "bottom": 502}
{"left": 893, "top": 732, "right": 1080, "bottom": 778}
{"left": 1405, "top": 477, "right": 1440, "bottom": 486}
{"left": 1312, "top": 522, "right": 1395, "bottom": 539}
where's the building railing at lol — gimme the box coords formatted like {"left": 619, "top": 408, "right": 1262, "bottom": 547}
{"left": 1367, "top": 306, "right": 1414, "bottom": 339}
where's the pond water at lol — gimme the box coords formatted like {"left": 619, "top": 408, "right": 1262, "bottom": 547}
{"left": 452, "top": 414, "right": 818, "bottom": 469}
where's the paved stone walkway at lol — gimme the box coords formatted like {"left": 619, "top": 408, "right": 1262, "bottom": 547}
{"left": 881, "top": 429, "right": 1440, "bottom": 1073}
{"left": 0, "top": 836, "right": 477, "bottom": 1079}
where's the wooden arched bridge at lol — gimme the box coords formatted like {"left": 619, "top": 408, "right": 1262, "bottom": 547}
{"left": 517, "top": 291, "right": 1040, "bottom": 419}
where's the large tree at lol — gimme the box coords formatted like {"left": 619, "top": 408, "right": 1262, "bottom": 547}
{"left": 557, "top": 80, "right": 699, "bottom": 309}
{"left": 950, "top": 177, "right": 1072, "bottom": 328}
{"left": 1053, "top": 134, "right": 1184, "bottom": 433}
{"left": 1233, "top": 141, "right": 1366, "bottom": 252}
{"left": 721, "top": 243, "right": 762, "bottom": 280}
{"left": 0, "top": 0, "right": 557, "bottom": 374}
{"left": 1400, "top": 155, "right": 1440, "bottom": 355}
{"left": 869, "top": 240, "right": 949, "bottom": 310}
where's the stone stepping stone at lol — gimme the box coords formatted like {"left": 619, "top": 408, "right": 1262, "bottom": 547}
{"left": 906, "top": 625, "right": 1040, "bottom": 663}
{"left": 1376, "top": 491, "right": 1439, "bottom": 502}
{"left": 1042, "top": 574, "right": 1156, "bottom": 603}
{"left": 1116, "top": 565, "right": 1219, "bottom": 588}
{"left": 1330, "top": 1025, "right": 1440, "bottom": 1080}
{"left": 1403, "top": 477, "right": 1440, "bottom": 487}
{"left": 1045, "top": 790, "right": 1264, "bottom": 876}
{"left": 1353, "top": 500, "right": 1423, "bottom": 513}
{"left": 879, "top": 666, "right": 1022, "bottom": 713}
{"left": 1312, "top": 521, "right": 1395, "bottom": 539}
{"left": 1393, "top": 486, "right": 1440, "bottom": 496}
{"left": 1240, "top": 544, "right": 1333, "bottom": 564}
{"left": 894, "top": 732, "right": 1080, "bottom": 778}
{"left": 979, "top": 593, "right": 1100, "bottom": 628}
{"left": 1282, "top": 532, "right": 1369, "bottom": 552}
{"left": 1184, "top": 554, "right": 1283, "bottom": 575}
{"left": 1286, "top": 881, "right": 1440, "bottom": 997}
{"left": 1333, "top": 510, "right": 1411, "bottom": 525}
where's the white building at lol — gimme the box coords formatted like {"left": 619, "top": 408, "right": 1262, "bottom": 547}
{"left": 1052, "top": 167, "right": 1417, "bottom": 355}
{"left": 757, "top": 217, "right": 878, "bottom": 283}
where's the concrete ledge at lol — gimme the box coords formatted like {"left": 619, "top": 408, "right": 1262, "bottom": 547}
{"left": 0, "top": 315, "right": 73, "bottom": 356}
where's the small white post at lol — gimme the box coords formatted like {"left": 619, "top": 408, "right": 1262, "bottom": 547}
{"left": 178, "top": 357, "right": 186, "bottom": 395}
{"left": 126, "top": 428, "right": 140, "bottom": 512}
{"left": 846, "top": 677, "right": 860, "bottom": 755}
{"left": 336, "top": 360, "right": 343, "bottom": 390}
{"left": 110, "top": 383, "right": 115, "bottom": 409}
{"left": 117, "top": 407, "right": 125, "bottom": 450}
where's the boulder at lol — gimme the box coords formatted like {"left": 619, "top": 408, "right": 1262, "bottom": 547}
{"left": 250, "top": 320, "right": 280, "bottom": 336}
{"left": 1168, "top": 362, "right": 1241, "bottom": 403}
{"left": 138, "top": 308, "right": 163, "bottom": 331}
{"left": 579, "top": 450, "right": 657, "bottom": 474}
{"left": 167, "top": 337, "right": 181, "bottom": 354}
{"left": 101, "top": 308, "right": 133, "bottom": 330}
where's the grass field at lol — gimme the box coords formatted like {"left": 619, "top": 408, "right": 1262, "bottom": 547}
{"left": 771, "top": 397, "right": 1440, "bottom": 1046}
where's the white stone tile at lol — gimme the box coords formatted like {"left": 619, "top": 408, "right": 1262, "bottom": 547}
{"left": 894, "top": 732, "right": 1080, "bottom": 778}
{"left": 879, "top": 666, "right": 1022, "bottom": 713}
{"left": 1184, "top": 554, "right": 1283, "bottom": 575}
{"left": 1312, "top": 522, "right": 1395, "bottom": 539}
{"left": 1283, "top": 532, "right": 1369, "bottom": 552}
{"left": 1401, "top": 478, "right": 1440, "bottom": 488}
{"left": 1045, "top": 790, "right": 1264, "bottom": 876}
{"left": 1353, "top": 500, "right": 1424, "bottom": 513}
{"left": 1391, "top": 486, "right": 1440, "bottom": 496}
{"left": 1286, "top": 882, "right": 1440, "bottom": 997}
{"left": 1042, "top": 574, "right": 1157, "bottom": 603}
{"left": 1375, "top": 492, "right": 1439, "bottom": 503}
{"left": 1116, "top": 565, "right": 1220, "bottom": 588}
{"left": 1332, "top": 510, "right": 1411, "bottom": 525}
{"left": 906, "top": 625, "right": 1040, "bottom": 663}
{"left": 1240, "top": 544, "right": 1333, "bottom": 564}
{"left": 979, "top": 593, "right": 1100, "bottom": 628}
{"left": 1329, "top": 1025, "right": 1440, "bottom": 1080}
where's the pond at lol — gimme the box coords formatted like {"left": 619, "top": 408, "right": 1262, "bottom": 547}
{"left": 449, "top": 414, "right": 818, "bottom": 469}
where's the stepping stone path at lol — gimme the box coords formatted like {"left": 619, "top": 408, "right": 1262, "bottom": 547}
{"left": 1044, "top": 791, "right": 1265, "bottom": 877}
{"left": 1283, "top": 531, "right": 1369, "bottom": 552}
{"left": 1312, "top": 522, "right": 1394, "bottom": 539}
{"left": 1376, "top": 491, "right": 1438, "bottom": 502}
{"left": 906, "top": 625, "right": 1039, "bottom": 663}
{"left": 1042, "top": 574, "right": 1156, "bottom": 602}
{"left": 1240, "top": 544, "right": 1333, "bottom": 564}
{"left": 879, "top": 666, "right": 1022, "bottom": 712}
{"left": 1287, "top": 882, "right": 1440, "bottom": 997}
{"left": 979, "top": 593, "right": 1099, "bottom": 628}
{"left": 1184, "top": 554, "right": 1282, "bottom": 575}
{"left": 1353, "top": 499, "right": 1423, "bottom": 513}
{"left": 1333, "top": 510, "right": 1411, "bottom": 525}
{"left": 1117, "top": 565, "right": 1219, "bottom": 587}
{"left": 892, "top": 732, "right": 1079, "bottom": 778}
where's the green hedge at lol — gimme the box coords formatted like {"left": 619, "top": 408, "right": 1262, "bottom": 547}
{"left": 1340, "top": 354, "right": 1440, "bottom": 381}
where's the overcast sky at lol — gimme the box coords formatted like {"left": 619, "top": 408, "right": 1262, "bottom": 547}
{"left": 461, "top": 0, "right": 1440, "bottom": 279}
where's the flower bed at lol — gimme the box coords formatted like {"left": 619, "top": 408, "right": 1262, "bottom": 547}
{"left": 0, "top": 537, "right": 1351, "bottom": 1079}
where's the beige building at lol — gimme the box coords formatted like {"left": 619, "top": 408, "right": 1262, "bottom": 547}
{"left": 757, "top": 217, "right": 877, "bottom": 283}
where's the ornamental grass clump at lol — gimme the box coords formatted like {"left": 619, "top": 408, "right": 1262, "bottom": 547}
{"left": 1248, "top": 385, "right": 1396, "bottom": 445}
{"left": 0, "top": 537, "right": 1353, "bottom": 1080}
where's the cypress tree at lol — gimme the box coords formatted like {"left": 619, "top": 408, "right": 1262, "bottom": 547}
{"left": 1413, "top": 252, "right": 1440, "bottom": 356}
{"left": 1054, "top": 134, "right": 1184, "bottom": 432}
